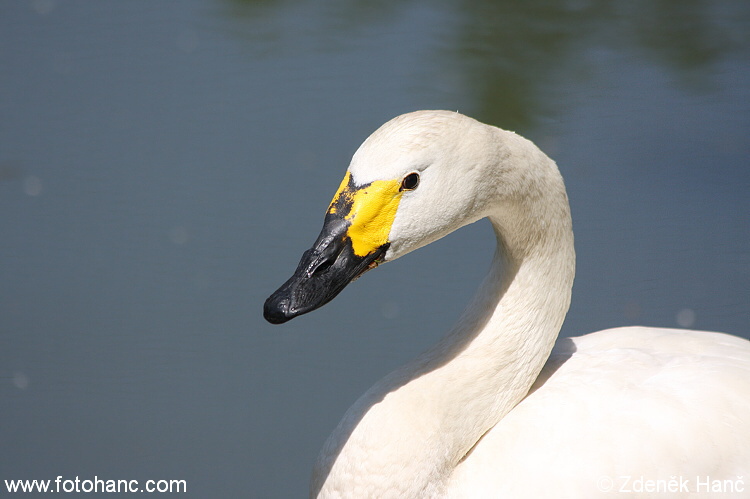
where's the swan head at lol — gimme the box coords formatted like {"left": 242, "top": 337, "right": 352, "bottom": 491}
{"left": 264, "top": 110, "right": 544, "bottom": 324}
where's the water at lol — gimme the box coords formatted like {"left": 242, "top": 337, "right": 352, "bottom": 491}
{"left": 1, "top": 1, "right": 748, "bottom": 497}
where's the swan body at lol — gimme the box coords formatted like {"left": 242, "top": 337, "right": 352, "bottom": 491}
{"left": 264, "top": 111, "right": 750, "bottom": 498}
{"left": 450, "top": 327, "right": 750, "bottom": 497}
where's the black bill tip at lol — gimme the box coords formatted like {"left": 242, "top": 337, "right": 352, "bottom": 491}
{"left": 263, "top": 293, "right": 294, "bottom": 324}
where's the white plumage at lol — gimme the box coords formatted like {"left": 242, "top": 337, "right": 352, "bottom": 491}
{"left": 290, "top": 111, "right": 749, "bottom": 497}
{"left": 449, "top": 327, "right": 750, "bottom": 497}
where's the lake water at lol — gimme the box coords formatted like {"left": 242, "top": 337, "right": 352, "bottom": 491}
{"left": 2, "top": 1, "right": 748, "bottom": 497}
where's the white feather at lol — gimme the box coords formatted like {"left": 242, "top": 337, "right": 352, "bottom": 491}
{"left": 310, "top": 111, "right": 750, "bottom": 498}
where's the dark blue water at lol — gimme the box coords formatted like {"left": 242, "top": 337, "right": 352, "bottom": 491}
{"left": 2, "top": 1, "right": 748, "bottom": 497}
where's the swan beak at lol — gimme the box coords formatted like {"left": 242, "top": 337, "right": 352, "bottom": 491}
{"left": 264, "top": 172, "right": 401, "bottom": 324}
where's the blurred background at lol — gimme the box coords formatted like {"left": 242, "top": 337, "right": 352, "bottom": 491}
{"left": 1, "top": 0, "right": 748, "bottom": 496}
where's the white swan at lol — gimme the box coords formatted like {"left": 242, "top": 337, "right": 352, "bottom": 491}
{"left": 264, "top": 110, "right": 750, "bottom": 498}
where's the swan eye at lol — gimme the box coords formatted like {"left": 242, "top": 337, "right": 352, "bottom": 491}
{"left": 400, "top": 172, "right": 420, "bottom": 191}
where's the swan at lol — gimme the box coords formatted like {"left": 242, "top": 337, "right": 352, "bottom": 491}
{"left": 264, "top": 110, "right": 750, "bottom": 498}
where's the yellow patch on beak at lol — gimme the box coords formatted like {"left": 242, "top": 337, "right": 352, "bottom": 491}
{"left": 327, "top": 171, "right": 403, "bottom": 257}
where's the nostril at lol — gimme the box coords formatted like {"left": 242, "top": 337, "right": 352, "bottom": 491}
{"left": 310, "top": 258, "right": 334, "bottom": 277}
{"left": 306, "top": 238, "right": 345, "bottom": 277}
{"left": 308, "top": 251, "right": 337, "bottom": 277}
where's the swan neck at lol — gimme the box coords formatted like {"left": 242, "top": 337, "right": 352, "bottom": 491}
{"left": 312, "top": 125, "right": 576, "bottom": 497}
{"left": 313, "top": 216, "right": 574, "bottom": 497}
